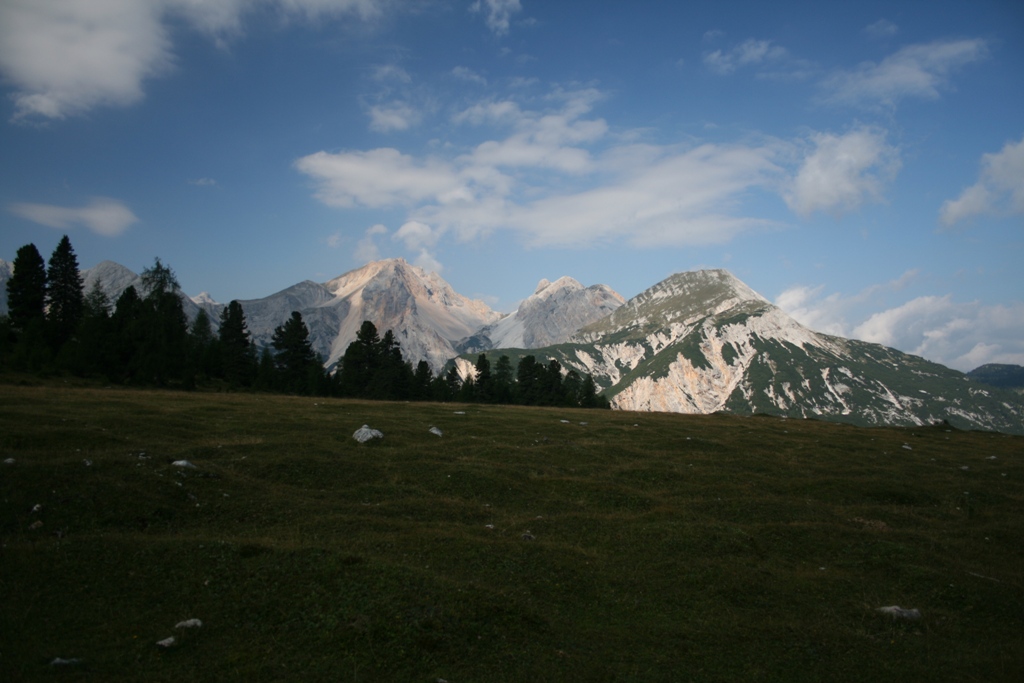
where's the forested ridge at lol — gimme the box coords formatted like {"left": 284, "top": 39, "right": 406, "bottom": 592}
{"left": 1, "top": 237, "right": 607, "bottom": 408}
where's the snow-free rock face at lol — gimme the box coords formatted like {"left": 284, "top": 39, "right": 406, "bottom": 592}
{"left": 317, "top": 259, "right": 502, "bottom": 372}
{"left": 460, "top": 276, "right": 624, "bottom": 353}
{"left": 468, "top": 269, "right": 1024, "bottom": 434}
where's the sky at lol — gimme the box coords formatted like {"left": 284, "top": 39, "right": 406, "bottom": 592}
{"left": 1, "top": 0, "right": 1022, "bottom": 372}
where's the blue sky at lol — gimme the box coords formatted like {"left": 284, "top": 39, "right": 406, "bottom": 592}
{"left": 1, "top": 0, "right": 1022, "bottom": 371}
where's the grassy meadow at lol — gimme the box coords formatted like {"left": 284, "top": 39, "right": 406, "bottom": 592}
{"left": 1, "top": 383, "right": 1022, "bottom": 682}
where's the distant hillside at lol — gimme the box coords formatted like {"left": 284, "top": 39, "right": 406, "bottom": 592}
{"left": 967, "top": 364, "right": 1024, "bottom": 392}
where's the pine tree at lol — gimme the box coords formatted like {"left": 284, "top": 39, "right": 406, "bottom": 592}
{"left": 271, "top": 311, "right": 320, "bottom": 394}
{"left": 45, "top": 236, "right": 85, "bottom": 351}
{"left": 6, "top": 243, "right": 47, "bottom": 332}
{"left": 493, "top": 355, "right": 515, "bottom": 404}
{"left": 218, "top": 300, "right": 255, "bottom": 387}
{"left": 474, "top": 354, "right": 493, "bottom": 403}
{"left": 138, "top": 258, "right": 188, "bottom": 385}
{"left": 412, "top": 360, "right": 434, "bottom": 400}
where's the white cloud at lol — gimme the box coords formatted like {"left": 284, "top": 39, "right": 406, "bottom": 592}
{"left": 785, "top": 127, "right": 900, "bottom": 217}
{"left": 863, "top": 19, "right": 898, "bottom": 40}
{"left": 294, "top": 148, "right": 468, "bottom": 208}
{"left": 0, "top": 0, "right": 390, "bottom": 121}
{"left": 775, "top": 271, "right": 1024, "bottom": 371}
{"left": 852, "top": 297, "right": 1024, "bottom": 371}
{"left": 9, "top": 197, "right": 139, "bottom": 236}
{"left": 372, "top": 64, "right": 411, "bottom": 83}
{"left": 187, "top": 177, "right": 217, "bottom": 186}
{"left": 822, "top": 39, "right": 988, "bottom": 107}
{"left": 368, "top": 101, "right": 421, "bottom": 132}
{"left": 0, "top": 0, "right": 171, "bottom": 120}
{"left": 353, "top": 223, "right": 388, "bottom": 261}
{"left": 940, "top": 134, "right": 1024, "bottom": 226}
{"left": 775, "top": 270, "right": 918, "bottom": 337}
{"left": 393, "top": 220, "right": 438, "bottom": 251}
{"left": 469, "top": 0, "right": 522, "bottom": 36}
{"left": 704, "top": 39, "right": 789, "bottom": 75}
{"left": 452, "top": 66, "right": 487, "bottom": 86}
{"left": 411, "top": 248, "right": 443, "bottom": 273}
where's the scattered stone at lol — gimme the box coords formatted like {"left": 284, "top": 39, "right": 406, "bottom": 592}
{"left": 175, "top": 618, "right": 203, "bottom": 629}
{"left": 877, "top": 605, "right": 921, "bottom": 620}
{"left": 156, "top": 636, "right": 176, "bottom": 648}
{"left": 172, "top": 460, "right": 197, "bottom": 469}
{"left": 521, "top": 532, "right": 536, "bottom": 541}
{"left": 353, "top": 425, "right": 383, "bottom": 443}
{"left": 49, "top": 657, "right": 82, "bottom": 666}
{"left": 31, "top": 503, "right": 42, "bottom": 513}
{"left": 579, "top": 421, "right": 588, "bottom": 426}
{"left": 485, "top": 524, "right": 494, "bottom": 529}
{"left": 986, "top": 456, "right": 997, "bottom": 460}
{"left": 560, "top": 419, "right": 570, "bottom": 424}
{"left": 960, "top": 466, "right": 970, "bottom": 471}
{"left": 83, "top": 459, "right": 92, "bottom": 467}
{"left": 453, "top": 411, "right": 466, "bottom": 415}
{"left": 851, "top": 517, "right": 891, "bottom": 532}
{"left": 29, "top": 520, "right": 43, "bottom": 530}
{"left": 3, "top": 457, "right": 14, "bottom": 465}
{"left": 429, "top": 426, "right": 443, "bottom": 437}
{"left": 901, "top": 444, "right": 912, "bottom": 451}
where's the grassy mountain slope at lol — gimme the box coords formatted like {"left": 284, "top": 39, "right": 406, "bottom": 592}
{"left": 2, "top": 385, "right": 1023, "bottom": 682}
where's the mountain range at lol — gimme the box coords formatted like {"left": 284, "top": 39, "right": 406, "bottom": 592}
{"left": 1, "top": 256, "right": 1021, "bottom": 433}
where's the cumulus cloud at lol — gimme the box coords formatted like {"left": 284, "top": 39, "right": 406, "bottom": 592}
{"left": 0, "top": 0, "right": 389, "bottom": 121}
{"left": 785, "top": 127, "right": 900, "bottom": 217}
{"left": 294, "top": 148, "right": 468, "bottom": 208}
{"left": 775, "top": 271, "right": 1024, "bottom": 371}
{"left": 863, "top": 19, "right": 898, "bottom": 40}
{"left": 822, "top": 39, "right": 988, "bottom": 108}
{"left": 368, "top": 101, "right": 422, "bottom": 132}
{"left": 852, "top": 297, "right": 1024, "bottom": 371}
{"left": 469, "top": 0, "right": 522, "bottom": 36}
{"left": 8, "top": 197, "right": 139, "bottom": 236}
{"left": 775, "top": 270, "right": 918, "bottom": 337}
{"left": 452, "top": 66, "right": 487, "bottom": 85}
{"left": 703, "top": 39, "right": 789, "bottom": 75}
{"left": 353, "top": 223, "right": 388, "bottom": 261}
{"left": 940, "top": 134, "right": 1024, "bottom": 226}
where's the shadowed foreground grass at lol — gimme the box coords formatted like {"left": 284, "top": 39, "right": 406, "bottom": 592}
{"left": 1, "top": 384, "right": 1022, "bottom": 682}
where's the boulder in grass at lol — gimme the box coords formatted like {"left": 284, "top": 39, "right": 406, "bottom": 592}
{"left": 172, "top": 460, "right": 197, "bottom": 469}
{"left": 429, "top": 426, "right": 443, "bottom": 437}
{"left": 877, "top": 605, "right": 921, "bottom": 620}
{"left": 353, "top": 425, "right": 383, "bottom": 443}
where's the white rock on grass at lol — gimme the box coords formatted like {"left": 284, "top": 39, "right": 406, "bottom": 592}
{"left": 3, "top": 458, "right": 14, "bottom": 465}
{"left": 353, "top": 425, "right": 384, "bottom": 443}
{"left": 49, "top": 657, "right": 82, "bottom": 666}
{"left": 429, "top": 426, "right": 443, "bottom": 437}
{"left": 172, "top": 460, "right": 197, "bottom": 469}
{"left": 156, "top": 636, "right": 176, "bottom": 648}
{"left": 175, "top": 618, "right": 203, "bottom": 629}
{"left": 877, "top": 605, "right": 921, "bottom": 620}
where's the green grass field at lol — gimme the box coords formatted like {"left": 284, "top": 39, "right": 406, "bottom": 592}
{"left": 1, "top": 384, "right": 1022, "bottom": 682}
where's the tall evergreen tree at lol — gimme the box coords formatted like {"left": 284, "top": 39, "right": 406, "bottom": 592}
{"left": 492, "top": 355, "right": 515, "bottom": 404}
{"left": 218, "top": 300, "right": 255, "bottom": 387}
{"left": 473, "top": 353, "right": 493, "bottom": 403}
{"left": 338, "top": 321, "right": 382, "bottom": 396}
{"left": 271, "top": 311, "right": 320, "bottom": 394}
{"left": 412, "top": 360, "right": 434, "bottom": 400}
{"left": 6, "top": 243, "right": 47, "bottom": 332}
{"left": 138, "top": 258, "right": 188, "bottom": 385}
{"left": 45, "top": 235, "right": 85, "bottom": 350}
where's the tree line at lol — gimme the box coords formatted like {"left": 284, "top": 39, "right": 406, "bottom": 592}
{"left": 1, "top": 237, "right": 608, "bottom": 408}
